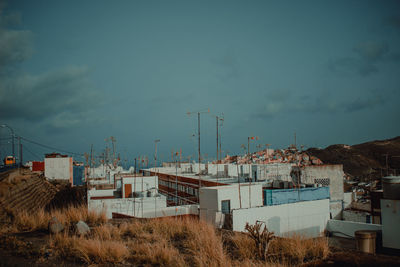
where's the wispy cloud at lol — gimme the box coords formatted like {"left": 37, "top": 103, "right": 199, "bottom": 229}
{"left": 328, "top": 41, "right": 395, "bottom": 76}
{"left": 252, "top": 88, "right": 387, "bottom": 119}
{"left": 0, "top": 8, "right": 101, "bottom": 131}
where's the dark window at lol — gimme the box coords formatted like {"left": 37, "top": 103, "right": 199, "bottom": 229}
{"left": 221, "top": 200, "right": 231, "bottom": 214}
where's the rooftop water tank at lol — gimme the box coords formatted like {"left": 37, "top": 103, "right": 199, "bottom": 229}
{"left": 382, "top": 176, "right": 400, "bottom": 200}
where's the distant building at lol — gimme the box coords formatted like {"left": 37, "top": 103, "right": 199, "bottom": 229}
{"left": 44, "top": 153, "right": 73, "bottom": 182}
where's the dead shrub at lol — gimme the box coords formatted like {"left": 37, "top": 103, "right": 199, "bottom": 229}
{"left": 245, "top": 222, "right": 275, "bottom": 260}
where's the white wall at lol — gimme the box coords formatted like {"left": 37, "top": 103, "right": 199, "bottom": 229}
{"left": 381, "top": 199, "right": 400, "bottom": 249}
{"left": 343, "top": 192, "right": 353, "bottom": 209}
{"left": 232, "top": 199, "right": 330, "bottom": 238}
{"left": 121, "top": 176, "right": 158, "bottom": 198}
{"left": 88, "top": 195, "right": 168, "bottom": 219}
{"left": 88, "top": 189, "right": 115, "bottom": 198}
{"left": 200, "top": 183, "right": 263, "bottom": 227}
{"left": 44, "top": 157, "right": 72, "bottom": 181}
{"left": 141, "top": 205, "right": 199, "bottom": 218}
{"left": 326, "top": 219, "right": 382, "bottom": 238}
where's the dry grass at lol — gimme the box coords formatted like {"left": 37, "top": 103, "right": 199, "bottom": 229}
{"left": 2, "top": 206, "right": 329, "bottom": 266}
{"left": 8, "top": 205, "right": 107, "bottom": 233}
{"left": 268, "top": 234, "right": 330, "bottom": 265}
{"left": 224, "top": 231, "right": 329, "bottom": 266}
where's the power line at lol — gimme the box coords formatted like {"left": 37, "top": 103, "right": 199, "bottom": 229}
{"left": 20, "top": 136, "right": 84, "bottom": 157}
{"left": 22, "top": 144, "right": 42, "bottom": 161}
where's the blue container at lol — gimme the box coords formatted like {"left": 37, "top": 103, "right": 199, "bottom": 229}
{"left": 263, "top": 187, "right": 330, "bottom": 206}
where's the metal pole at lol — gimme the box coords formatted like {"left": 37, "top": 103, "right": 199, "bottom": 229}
{"left": 216, "top": 116, "right": 219, "bottom": 163}
{"left": 248, "top": 137, "right": 250, "bottom": 157}
{"left": 198, "top": 112, "right": 201, "bottom": 202}
{"left": 18, "top": 136, "right": 22, "bottom": 169}
{"left": 134, "top": 158, "right": 137, "bottom": 217}
{"left": 154, "top": 139, "right": 160, "bottom": 218}
{"left": 175, "top": 159, "right": 178, "bottom": 206}
{"left": 219, "top": 132, "right": 222, "bottom": 161}
{"left": 1, "top": 124, "right": 15, "bottom": 158}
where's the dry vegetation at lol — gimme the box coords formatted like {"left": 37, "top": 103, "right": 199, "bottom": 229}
{"left": 2, "top": 205, "right": 107, "bottom": 233}
{"left": 0, "top": 205, "right": 330, "bottom": 266}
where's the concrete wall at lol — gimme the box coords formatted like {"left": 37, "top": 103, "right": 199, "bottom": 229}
{"left": 185, "top": 163, "right": 293, "bottom": 181}
{"left": 301, "top": 165, "right": 344, "bottom": 201}
{"left": 121, "top": 176, "right": 158, "bottom": 198}
{"left": 326, "top": 219, "right": 382, "bottom": 238}
{"left": 343, "top": 210, "right": 370, "bottom": 223}
{"left": 88, "top": 195, "right": 168, "bottom": 219}
{"left": 253, "top": 163, "right": 293, "bottom": 181}
{"left": 199, "top": 183, "right": 263, "bottom": 227}
{"left": 232, "top": 199, "right": 330, "bottom": 237}
{"left": 301, "top": 165, "right": 344, "bottom": 219}
{"left": 141, "top": 205, "right": 198, "bottom": 218}
{"left": 44, "top": 157, "right": 73, "bottom": 181}
{"left": 88, "top": 189, "right": 115, "bottom": 198}
{"left": 343, "top": 192, "right": 353, "bottom": 209}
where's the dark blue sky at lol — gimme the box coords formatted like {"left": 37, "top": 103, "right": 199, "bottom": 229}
{"left": 1, "top": 0, "right": 399, "bottom": 163}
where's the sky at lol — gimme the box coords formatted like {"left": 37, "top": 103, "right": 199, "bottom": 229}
{"left": 0, "top": 0, "right": 399, "bottom": 165}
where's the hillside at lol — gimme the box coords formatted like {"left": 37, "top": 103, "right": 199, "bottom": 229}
{"left": 307, "top": 136, "right": 400, "bottom": 181}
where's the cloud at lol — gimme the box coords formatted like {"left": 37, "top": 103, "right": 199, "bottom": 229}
{"left": 0, "top": 66, "right": 100, "bottom": 122}
{"left": 0, "top": 8, "right": 101, "bottom": 131}
{"left": 329, "top": 41, "right": 393, "bottom": 76}
{"left": 213, "top": 50, "right": 240, "bottom": 82}
{"left": 0, "top": 16, "right": 33, "bottom": 73}
{"left": 384, "top": 15, "right": 400, "bottom": 31}
{"left": 353, "top": 41, "right": 389, "bottom": 62}
{"left": 253, "top": 88, "right": 386, "bottom": 119}
{"left": 340, "top": 91, "right": 386, "bottom": 113}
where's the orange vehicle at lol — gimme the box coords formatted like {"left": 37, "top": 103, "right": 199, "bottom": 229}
{"left": 4, "top": 156, "right": 16, "bottom": 165}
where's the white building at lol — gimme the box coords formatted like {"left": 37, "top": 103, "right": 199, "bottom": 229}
{"left": 199, "top": 183, "right": 330, "bottom": 238}
{"left": 88, "top": 174, "right": 198, "bottom": 219}
{"left": 44, "top": 154, "right": 73, "bottom": 182}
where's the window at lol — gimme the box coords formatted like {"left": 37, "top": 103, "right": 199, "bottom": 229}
{"left": 221, "top": 200, "right": 231, "bottom": 214}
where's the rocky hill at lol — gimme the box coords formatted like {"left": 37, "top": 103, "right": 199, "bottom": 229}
{"left": 307, "top": 136, "right": 400, "bottom": 181}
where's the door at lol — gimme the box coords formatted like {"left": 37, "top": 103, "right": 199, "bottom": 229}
{"left": 221, "top": 200, "right": 231, "bottom": 214}
{"left": 124, "top": 184, "right": 132, "bottom": 198}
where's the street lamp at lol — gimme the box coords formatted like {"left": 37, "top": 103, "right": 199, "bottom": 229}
{"left": 154, "top": 139, "right": 160, "bottom": 168}
{"left": 1, "top": 124, "right": 15, "bottom": 158}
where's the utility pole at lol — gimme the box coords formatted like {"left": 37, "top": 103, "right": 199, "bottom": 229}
{"left": 214, "top": 114, "right": 224, "bottom": 163}
{"left": 187, "top": 108, "right": 210, "bottom": 202}
{"left": 248, "top": 136, "right": 258, "bottom": 157}
{"left": 154, "top": 140, "right": 160, "bottom": 168}
{"left": 216, "top": 117, "right": 219, "bottom": 162}
{"left": 18, "top": 136, "right": 22, "bottom": 169}
{"left": 154, "top": 139, "right": 160, "bottom": 218}
{"left": 90, "top": 144, "right": 93, "bottom": 177}
{"left": 383, "top": 153, "right": 389, "bottom": 176}
{"left": 248, "top": 137, "right": 250, "bottom": 156}
{"left": 1, "top": 124, "right": 15, "bottom": 158}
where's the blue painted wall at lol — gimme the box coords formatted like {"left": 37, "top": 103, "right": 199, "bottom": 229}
{"left": 264, "top": 187, "right": 330, "bottom": 206}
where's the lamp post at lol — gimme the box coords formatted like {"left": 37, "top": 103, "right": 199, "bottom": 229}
{"left": 1, "top": 124, "right": 15, "bottom": 158}
{"left": 154, "top": 139, "right": 160, "bottom": 218}
{"left": 154, "top": 139, "right": 160, "bottom": 169}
